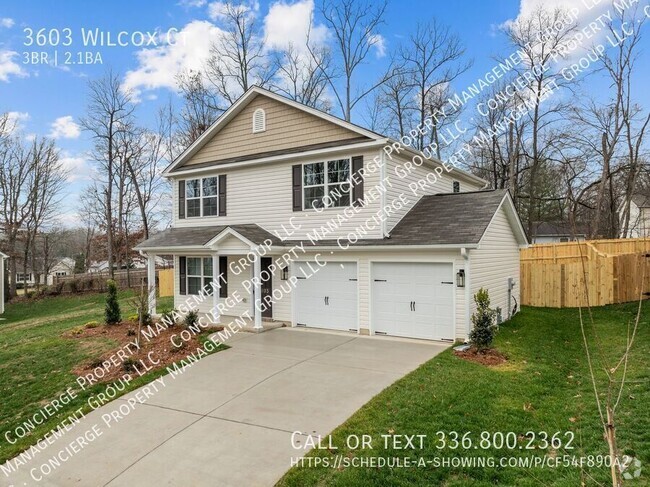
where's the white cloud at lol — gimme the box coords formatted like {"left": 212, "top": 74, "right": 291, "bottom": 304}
{"left": 264, "top": 0, "right": 328, "bottom": 53}
{"left": 59, "top": 152, "right": 94, "bottom": 182}
{"left": 49, "top": 115, "right": 81, "bottom": 139}
{"left": 0, "top": 18, "right": 14, "bottom": 28}
{"left": 0, "top": 50, "right": 27, "bottom": 82}
{"left": 178, "top": 0, "right": 207, "bottom": 7}
{"left": 369, "top": 34, "right": 386, "bottom": 58}
{"left": 123, "top": 20, "right": 225, "bottom": 96}
{"left": 6, "top": 111, "right": 29, "bottom": 132}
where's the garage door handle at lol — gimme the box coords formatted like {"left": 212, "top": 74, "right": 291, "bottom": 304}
{"left": 413, "top": 301, "right": 416, "bottom": 311}
{"left": 441, "top": 281, "right": 453, "bottom": 284}
{"left": 410, "top": 301, "right": 414, "bottom": 311}
{"left": 374, "top": 279, "right": 387, "bottom": 282}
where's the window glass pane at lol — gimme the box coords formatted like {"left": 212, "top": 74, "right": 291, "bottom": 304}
{"left": 188, "top": 276, "right": 202, "bottom": 295}
{"left": 187, "top": 199, "right": 201, "bottom": 217}
{"left": 203, "top": 197, "right": 218, "bottom": 216}
{"left": 203, "top": 177, "right": 218, "bottom": 196}
{"left": 187, "top": 257, "right": 202, "bottom": 276}
{"left": 303, "top": 163, "right": 324, "bottom": 186}
{"left": 328, "top": 184, "right": 350, "bottom": 207}
{"left": 203, "top": 258, "right": 213, "bottom": 276}
{"left": 327, "top": 159, "right": 349, "bottom": 183}
{"left": 203, "top": 277, "right": 213, "bottom": 293}
{"left": 304, "top": 186, "right": 325, "bottom": 209}
{"left": 186, "top": 179, "right": 200, "bottom": 198}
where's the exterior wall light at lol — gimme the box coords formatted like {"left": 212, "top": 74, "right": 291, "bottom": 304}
{"left": 281, "top": 266, "right": 289, "bottom": 281}
{"left": 456, "top": 269, "right": 465, "bottom": 288}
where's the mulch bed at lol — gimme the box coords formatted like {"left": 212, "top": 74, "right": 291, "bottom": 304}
{"left": 65, "top": 320, "right": 224, "bottom": 383}
{"left": 454, "top": 347, "right": 508, "bottom": 366}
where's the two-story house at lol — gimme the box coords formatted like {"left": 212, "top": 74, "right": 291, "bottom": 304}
{"left": 136, "top": 86, "right": 528, "bottom": 342}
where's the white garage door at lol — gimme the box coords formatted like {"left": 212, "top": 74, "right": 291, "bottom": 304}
{"left": 371, "top": 262, "right": 454, "bottom": 341}
{"left": 294, "top": 261, "right": 358, "bottom": 331}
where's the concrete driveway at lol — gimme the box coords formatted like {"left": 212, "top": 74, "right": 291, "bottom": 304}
{"left": 3, "top": 328, "right": 448, "bottom": 487}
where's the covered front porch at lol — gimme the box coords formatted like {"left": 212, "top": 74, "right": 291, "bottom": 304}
{"left": 134, "top": 224, "right": 288, "bottom": 330}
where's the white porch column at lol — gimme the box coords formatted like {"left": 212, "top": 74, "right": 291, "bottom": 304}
{"left": 147, "top": 253, "right": 157, "bottom": 316}
{"left": 253, "top": 256, "right": 263, "bottom": 329}
{"left": 211, "top": 253, "right": 221, "bottom": 324}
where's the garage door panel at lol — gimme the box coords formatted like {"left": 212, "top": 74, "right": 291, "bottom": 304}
{"left": 372, "top": 262, "right": 454, "bottom": 341}
{"left": 295, "top": 262, "right": 358, "bottom": 331}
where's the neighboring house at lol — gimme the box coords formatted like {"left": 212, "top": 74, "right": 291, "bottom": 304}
{"left": 88, "top": 261, "right": 110, "bottom": 274}
{"left": 16, "top": 270, "right": 43, "bottom": 286}
{"left": 531, "top": 222, "right": 587, "bottom": 244}
{"left": 0, "top": 252, "right": 7, "bottom": 314}
{"left": 132, "top": 255, "right": 173, "bottom": 269}
{"left": 135, "top": 86, "right": 528, "bottom": 342}
{"left": 47, "top": 257, "right": 75, "bottom": 285}
{"left": 628, "top": 194, "right": 650, "bottom": 238}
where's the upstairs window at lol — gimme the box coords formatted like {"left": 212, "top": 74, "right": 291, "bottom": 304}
{"left": 303, "top": 159, "right": 351, "bottom": 209}
{"left": 453, "top": 181, "right": 460, "bottom": 193}
{"left": 252, "top": 108, "right": 266, "bottom": 133}
{"left": 186, "top": 177, "right": 219, "bottom": 217}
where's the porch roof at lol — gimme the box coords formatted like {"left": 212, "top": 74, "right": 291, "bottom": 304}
{"left": 134, "top": 224, "right": 282, "bottom": 251}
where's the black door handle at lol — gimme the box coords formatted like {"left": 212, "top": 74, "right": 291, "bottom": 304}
{"left": 413, "top": 301, "right": 416, "bottom": 312}
{"left": 410, "top": 301, "right": 413, "bottom": 311}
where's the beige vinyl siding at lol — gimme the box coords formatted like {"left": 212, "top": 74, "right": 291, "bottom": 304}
{"left": 172, "top": 150, "right": 385, "bottom": 240}
{"left": 184, "top": 95, "right": 364, "bottom": 166}
{"left": 470, "top": 204, "right": 521, "bottom": 322}
{"left": 384, "top": 154, "right": 484, "bottom": 233}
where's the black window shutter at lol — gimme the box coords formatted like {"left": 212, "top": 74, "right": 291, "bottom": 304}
{"left": 178, "top": 180, "right": 186, "bottom": 219}
{"left": 292, "top": 164, "right": 302, "bottom": 211}
{"left": 352, "top": 156, "right": 364, "bottom": 207}
{"left": 218, "top": 175, "right": 227, "bottom": 216}
{"left": 179, "top": 257, "right": 186, "bottom": 295}
{"left": 219, "top": 256, "right": 228, "bottom": 298}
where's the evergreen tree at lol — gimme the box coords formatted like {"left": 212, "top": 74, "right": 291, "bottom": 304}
{"left": 469, "top": 288, "right": 496, "bottom": 351}
{"left": 105, "top": 279, "right": 121, "bottom": 325}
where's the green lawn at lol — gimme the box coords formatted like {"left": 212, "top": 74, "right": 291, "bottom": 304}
{"left": 0, "top": 291, "right": 220, "bottom": 464}
{"left": 278, "top": 303, "right": 650, "bottom": 487}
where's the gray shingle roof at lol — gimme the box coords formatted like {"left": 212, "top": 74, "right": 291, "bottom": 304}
{"left": 135, "top": 190, "right": 512, "bottom": 251}
{"left": 134, "top": 224, "right": 282, "bottom": 250}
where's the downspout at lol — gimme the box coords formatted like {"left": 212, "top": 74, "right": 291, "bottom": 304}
{"left": 380, "top": 148, "right": 388, "bottom": 237}
{"left": 461, "top": 247, "right": 471, "bottom": 340}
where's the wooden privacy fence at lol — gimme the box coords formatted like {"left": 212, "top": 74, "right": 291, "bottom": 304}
{"left": 53, "top": 269, "right": 167, "bottom": 294}
{"left": 521, "top": 238, "right": 650, "bottom": 308}
{"left": 158, "top": 269, "right": 174, "bottom": 297}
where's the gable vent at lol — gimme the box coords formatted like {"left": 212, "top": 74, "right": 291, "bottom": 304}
{"left": 252, "top": 108, "right": 266, "bottom": 133}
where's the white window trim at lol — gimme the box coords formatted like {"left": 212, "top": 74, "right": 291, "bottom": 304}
{"left": 302, "top": 158, "right": 352, "bottom": 211}
{"left": 186, "top": 257, "right": 213, "bottom": 296}
{"left": 186, "top": 177, "right": 219, "bottom": 218}
{"left": 252, "top": 108, "right": 266, "bottom": 133}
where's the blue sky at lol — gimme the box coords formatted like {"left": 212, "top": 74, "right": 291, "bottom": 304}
{"left": 1, "top": 0, "right": 648, "bottom": 225}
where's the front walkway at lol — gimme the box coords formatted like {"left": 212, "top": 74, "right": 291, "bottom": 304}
{"left": 3, "top": 329, "right": 448, "bottom": 486}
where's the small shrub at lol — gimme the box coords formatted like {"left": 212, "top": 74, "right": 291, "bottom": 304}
{"left": 25, "top": 290, "right": 34, "bottom": 299}
{"left": 105, "top": 280, "right": 121, "bottom": 325}
{"left": 70, "top": 326, "right": 85, "bottom": 336}
{"left": 172, "top": 340, "right": 186, "bottom": 352}
{"left": 469, "top": 288, "right": 497, "bottom": 352}
{"left": 159, "top": 308, "right": 177, "bottom": 326}
{"left": 127, "top": 314, "right": 139, "bottom": 323}
{"left": 138, "top": 309, "right": 153, "bottom": 327}
{"left": 126, "top": 329, "right": 136, "bottom": 336}
{"left": 122, "top": 358, "right": 137, "bottom": 373}
{"left": 184, "top": 310, "right": 199, "bottom": 328}
{"left": 84, "top": 321, "right": 99, "bottom": 329}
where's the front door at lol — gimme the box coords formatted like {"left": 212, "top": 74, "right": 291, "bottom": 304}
{"left": 261, "top": 257, "right": 273, "bottom": 318}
